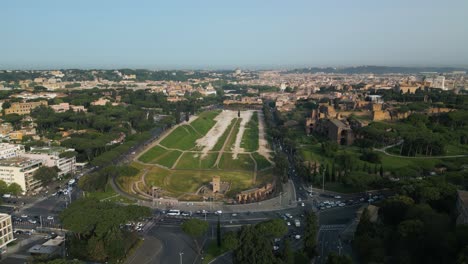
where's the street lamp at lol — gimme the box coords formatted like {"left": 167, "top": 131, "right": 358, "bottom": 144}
{"left": 179, "top": 252, "right": 184, "bottom": 264}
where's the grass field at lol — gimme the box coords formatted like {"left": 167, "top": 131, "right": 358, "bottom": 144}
{"left": 160, "top": 125, "right": 200, "bottom": 150}
{"left": 190, "top": 110, "right": 220, "bottom": 135}
{"left": 211, "top": 118, "right": 237, "bottom": 151}
{"left": 252, "top": 152, "right": 272, "bottom": 170}
{"left": 226, "top": 118, "right": 241, "bottom": 151}
{"left": 241, "top": 112, "right": 259, "bottom": 152}
{"left": 138, "top": 145, "right": 167, "bottom": 163}
{"left": 218, "top": 153, "right": 255, "bottom": 171}
{"left": 175, "top": 152, "right": 218, "bottom": 169}
{"left": 156, "top": 150, "right": 182, "bottom": 168}
{"left": 128, "top": 110, "right": 275, "bottom": 200}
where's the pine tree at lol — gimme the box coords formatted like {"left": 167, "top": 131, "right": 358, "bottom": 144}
{"left": 331, "top": 163, "right": 336, "bottom": 182}
{"left": 379, "top": 165, "right": 384, "bottom": 177}
{"left": 217, "top": 216, "right": 221, "bottom": 247}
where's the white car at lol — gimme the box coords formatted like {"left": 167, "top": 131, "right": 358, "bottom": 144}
{"left": 301, "top": 202, "right": 305, "bottom": 207}
{"left": 338, "top": 203, "right": 345, "bottom": 207}
{"left": 28, "top": 219, "right": 37, "bottom": 224}
{"left": 47, "top": 216, "right": 54, "bottom": 220}
{"left": 295, "top": 235, "right": 301, "bottom": 240}
{"left": 21, "top": 214, "right": 28, "bottom": 218}
{"left": 231, "top": 213, "right": 237, "bottom": 217}
{"left": 215, "top": 210, "right": 222, "bottom": 215}
{"left": 334, "top": 195, "right": 342, "bottom": 199}
{"left": 273, "top": 245, "right": 280, "bottom": 251}
{"left": 287, "top": 222, "right": 291, "bottom": 226}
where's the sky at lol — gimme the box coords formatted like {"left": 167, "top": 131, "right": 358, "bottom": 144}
{"left": 1, "top": 0, "right": 468, "bottom": 69}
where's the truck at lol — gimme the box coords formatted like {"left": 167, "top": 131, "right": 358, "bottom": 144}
{"left": 294, "top": 219, "right": 300, "bottom": 227}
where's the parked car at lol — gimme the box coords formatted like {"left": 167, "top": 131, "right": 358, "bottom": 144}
{"left": 47, "top": 216, "right": 54, "bottom": 220}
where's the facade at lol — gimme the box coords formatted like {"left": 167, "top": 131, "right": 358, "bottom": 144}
{"left": 0, "top": 157, "right": 43, "bottom": 194}
{"left": 4, "top": 101, "right": 48, "bottom": 115}
{"left": 21, "top": 147, "right": 76, "bottom": 176}
{"left": 0, "top": 143, "right": 25, "bottom": 160}
{"left": 0, "top": 213, "right": 14, "bottom": 254}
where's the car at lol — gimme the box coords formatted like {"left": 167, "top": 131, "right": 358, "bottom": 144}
{"left": 273, "top": 245, "right": 280, "bottom": 251}
{"left": 14, "top": 230, "right": 23, "bottom": 234}
{"left": 334, "top": 195, "right": 342, "bottom": 199}
{"left": 47, "top": 216, "right": 54, "bottom": 220}
{"left": 2, "top": 194, "right": 11, "bottom": 198}
{"left": 359, "top": 198, "right": 365, "bottom": 202}
{"left": 338, "top": 203, "right": 345, "bottom": 207}
{"left": 295, "top": 234, "right": 301, "bottom": 240}
{"left": 326, "top": 205, "right": 331, "bottom": 209}
{"left": 28, "top": 219, "right": 37, "bottom": 224}
{"left": 286, "top": 222, "right": 291, "bottom": 226}
{"left": 298, "top": 198, "right": 302, "bottom": 202}
{"left": 25, "top": 231, "right": 32, "bottom": 236}
{"left": 274, "top": 238, "right": 281, "bottom": 242}
{"left": 20, "top": 214, "right": 28, "bottom": 218}
{"left": 231, "top": 213, "right": 238, "bottom": 217}
{"left": 44, "top": 235, "right": 51, "bottom": 240}
{"left": 301, "top": 202, "right": 305, "bottom": 207}
{"left": 215, "top": 210, "right": 222, "bottom": 215}
{"left": 181, "top": 212, "right": 190, "bottom": 216}
{"left": 368, "top": 198, "right": 375, "bottom": 203}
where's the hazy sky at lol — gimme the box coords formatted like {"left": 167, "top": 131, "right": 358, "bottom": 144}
{"left": 1, "top": 0, "right": 468, "bottom": 69}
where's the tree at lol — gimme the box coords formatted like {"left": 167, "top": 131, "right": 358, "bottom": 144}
{"left": 7, "top": 183, "right": 22, "bottom": 196}
{"left": 0, "top": 180, "right": 7, "bottom": 194}
{"left": 238, "top": 110, "right": 240, "bottom": 118}
{"left": 303, "top": 212, "right": 318, "bottom": 258}
{"left": 222, "top": 231, "right": 239, "bottom": 250}
{"left": 379, "top": 165, "right": 384, "bottom": 177}
{"left": 326, "top": 252, "right": 353, "bottom": 264}
{"left": 181, "top": 219, "right": 208, "bottom": 254}
{"left": 282, "top": 239, "right": 294, "bottom": 264}
{"left": 234, "top": 225, "right": 278, "bottom": 264}
{"left": 217, "top": 216, "right": 221, "bottom": 247}
{"left": 185, "top": 112, "right": 190, "bottom": 122}
{"left": 33, "top": 166, "right": 59, "bottom": 187}
{"left": 255, "top": 219, "right": 288, "bottom": 238}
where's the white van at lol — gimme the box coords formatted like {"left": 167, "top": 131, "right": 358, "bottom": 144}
{"left": 167, "top": 210, "right": 181, "bottom": 216}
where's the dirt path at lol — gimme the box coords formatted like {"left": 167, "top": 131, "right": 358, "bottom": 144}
{"left": 257, "top": 111, "right": 273, "bottom": 163}
{"left": 196, "top": 110, "right": 237, "bottom": 158}
{"left": 232, "top": 110, "right": 254, "bottom": 159}
{"left": 213, "top": 118, "right": 240, "bottom": 168}
{"left": 249, "top": 153, "right": 257, "bottom": 184}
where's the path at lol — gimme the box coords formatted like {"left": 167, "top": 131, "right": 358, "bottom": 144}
{"left": 257, "top": 111, "right": 273, "bottom": 163}
{"left": 249, "top": 153, "right": 257, "bottom": 184}
{"left": 374, "top": 140, "right": 468, "bottom": 159}
{"left": 213, "top": 118, "right": 240, "bottom": 168}
{"left": 232, "top": 110, "right": 253, "bottom": 159}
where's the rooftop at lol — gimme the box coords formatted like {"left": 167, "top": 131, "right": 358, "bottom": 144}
{"left": 0, "top": 157, "right": 42, "bottom": 167}
{"left": 29, "top": 146, "right": 73, "bottom": 155}
{"left": 0, "top": 143, "right": 23, "bottom": 151}
{"left": 329, "top": 119, "right": 348, "bottom": 129}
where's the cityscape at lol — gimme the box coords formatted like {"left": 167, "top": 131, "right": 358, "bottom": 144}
{"left": 1, "top": 1, "right": 468, "bottom": 264}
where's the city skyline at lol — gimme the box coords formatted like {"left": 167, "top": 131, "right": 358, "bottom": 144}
{"left": 2, "top": 0, "right": 468, "bottom": 69}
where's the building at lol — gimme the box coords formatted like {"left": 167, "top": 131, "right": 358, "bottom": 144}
{"left": 21, "top": 147, "right": 76, "bottom": 176}
{"left": 456, "top": 190, "right": 468, "bottom": 225}
{"left": 0, "top": 157, "right": 43, "bottom": 194}
{"left": 328, "top": 119, "right": 354, "bottom": 146}
{"left": 0, "top": 213, "right": 14, "bottom": 254}
{"left": 0, "top": 143, "right": 25, "bottom": 160}
{"left": 28, "top": 236, "right": 64, "bottom": 258}
{"left": 4, "top": 101, "right": 48, "bottom": 115}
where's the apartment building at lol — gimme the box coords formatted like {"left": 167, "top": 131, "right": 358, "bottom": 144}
{"left": 21, "top": 147, "right": 76, "bottom": 176}
{"left": 0, "top": 157, "right": 42, "bottom": 194}
{"left": 0, "top": 213, "right": 14, "bottom": 254}
{"left": 4, "top": 101, "right": 48, "bottom": 115}
{"left": 0, "top": 143, "right": 25, "bottom": 160}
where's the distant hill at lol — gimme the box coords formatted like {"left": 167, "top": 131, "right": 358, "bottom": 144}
{"left": 286, "top": 66, "right": 468, "bottom": 74}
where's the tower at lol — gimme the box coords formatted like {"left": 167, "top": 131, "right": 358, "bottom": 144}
{"left": 212, "top": 176, "right": 220, "bottom": 193}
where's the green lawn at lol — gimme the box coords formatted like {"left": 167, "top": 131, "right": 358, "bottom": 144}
{"left": 226, "top": 118, "right": 241, "bottom": 151}
{"left": 252, "top": 152, "right": 272, "bottom": 170}
{"left": 144, "top": 166, "right": 172, "bottom": 187}
{"left": 156, "top": 150, "right": 183, "bottom": 168}
{"left": 218, "top": 153, "right": 255, "bottom": 171}
{"left": 160, "top": 125, "right": 200, "bottom": 150}
{"left": 240, "top": 112, "right": 259, "bottom": 152}
{"left": 190, "top": 110, "right": 220, "bottom": 135}
{"left": 138, "top": 145, "right": 167, "bottom": 163}
{"left": 166, "top": 170, "right": 254, "bottom": 197}
{"left": 175, "top": 152, "right": 218, "bottom": 169}
{"left": 202, "top": 240, "right": 230, "bottom": 264}
{"left": 212, "top": 119, "right": 237, "bottom": 151}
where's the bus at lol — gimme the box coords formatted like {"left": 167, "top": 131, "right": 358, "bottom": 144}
{"left": 167, "top": 210, "right": 181, "bottom": 216}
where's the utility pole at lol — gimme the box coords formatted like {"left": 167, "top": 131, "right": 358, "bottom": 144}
{"left": 179, "top": 252, "right": 184, "bottom": 264}
{"left": 279, "top": 192, "right": 283, "bottom": 205}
